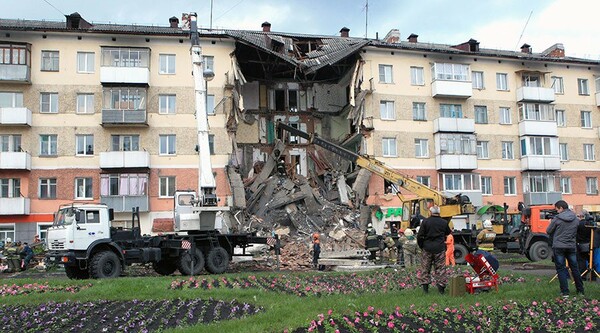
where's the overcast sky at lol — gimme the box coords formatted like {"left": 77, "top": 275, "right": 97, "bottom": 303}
{"left": 3, "top": 0, "right": 599, "bottom": 59}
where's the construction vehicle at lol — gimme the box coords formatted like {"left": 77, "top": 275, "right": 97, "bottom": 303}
{"left": 276, "top": 122, "right": 477, "bottom": 263}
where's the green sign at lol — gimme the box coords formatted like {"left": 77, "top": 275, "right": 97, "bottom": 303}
{"left": 376, "top": 207, "right": 403, "bottom": 220}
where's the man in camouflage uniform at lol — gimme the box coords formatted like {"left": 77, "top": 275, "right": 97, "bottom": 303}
{"left": 416, "top": 206, "right": 452, "bottom": 294}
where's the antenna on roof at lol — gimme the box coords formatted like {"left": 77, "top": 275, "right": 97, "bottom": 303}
{"left": 515, "top": 10, "right": 533, "bottom": 51}
{"left": 42, "top": 0, "right": 66, "bottom": 16}
{"left": 364, "top": 0, "right": 369, "bottom": 38}
{"left": 209, "top": 0, "right": 214, "bottom": 30}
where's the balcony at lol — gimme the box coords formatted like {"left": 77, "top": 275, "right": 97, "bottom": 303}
{"left": 101, "top": 110, "right": 147, "bottom": 126}
{"left": 518, "top": 120, "right": 558, "bottom": 136}
{"left": 100, "top": 151, "right": 150, "bottom": 168}
{"left": 431, "top": 80, "right": 472, "bottom": 98}
{"left": 433, "top": 117, "right": 475, "bottom": 133}
{"left": 435, "top": 154, "right": 477, "bottom": 170}
{"left": 0, "top": 197, "right": 30, "bottom": 215}
{"left": 0, "top": 152, "right": 31, "bottom": 170}
{"left": 100, "top": 195, "right": 149, "bottom": 212}
{"left": 521, "top": 156, "right": 561, "bottom": 171}
{"left": 100, "top": 66, "right": 149, "bottom": 85}
{"left": 444, "top": 190, "right": 483, "bottom": 207}
{"left": 0, "top": 107, "right": 32, "bottom": 126}
{"left": 524, "top": 192, "right": 562, "bottom": 206}
{"left": 516, "top": 86, "right": 555, "bottom": 103}
{"left": 0, "top": 64, "right": 31, "bottom": 83}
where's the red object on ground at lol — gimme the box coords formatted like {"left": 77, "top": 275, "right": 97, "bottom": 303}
{"left": 464, "top": 253, "right": 499, "bottom": 294}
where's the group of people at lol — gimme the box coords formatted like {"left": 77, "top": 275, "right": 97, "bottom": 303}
{"left": 0, "top": 237, "right": 36, "bottom": 272}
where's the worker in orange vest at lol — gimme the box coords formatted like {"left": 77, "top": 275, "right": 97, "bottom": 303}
{"left": 445, "top": 233, "right": 455, "bottom": 266}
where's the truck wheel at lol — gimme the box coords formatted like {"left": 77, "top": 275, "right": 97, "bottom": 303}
{"left": 90, "top": 251, "right": 122, "bottom": 279}
{"left": 177, "top": 248, "right": 204, "bottom": 275}
{"left": 205, "top": 247, "right": 230, "bottom": 274}
{"left": 529, "top": 242, "right": 550, "bottom": 262}
{"left": 453, "top": 244, "right": 469, "bottom": 265}
{"left": 65, "top": 266, "right": 90, "bottom": 280}
{"left": 152, "top": 260, "right": 177, "bottom": 276}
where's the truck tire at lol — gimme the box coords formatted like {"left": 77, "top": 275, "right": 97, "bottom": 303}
{"left": 65, "top": 266, "right": 90, "bottom": 280}
{"left": 177, "top": 248, "right": 204, "bottom": 275}
{"left": 152, "top": 260, "right": 177, "bottom": 276}
{"left": 529, "top": 241, "right": 551, "bottom": 262}
{"left": 90, "top": 251, "right": 122, "bottom": 279}
{"left": 205, "top": 247, "right": 230, "bottom": 274}
{"left": 453, "top": 244, "right": 469, "bottom": 265}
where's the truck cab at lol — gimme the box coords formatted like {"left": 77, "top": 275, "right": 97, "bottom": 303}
{"left": 47, "top": 204, "right": 112, "bottom": 255}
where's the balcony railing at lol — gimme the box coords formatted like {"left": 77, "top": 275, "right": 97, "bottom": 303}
{"left": 433, "top": 117, "right": 475, "bottom": 133}
{"left": 524, "top": 192, "right": 562, "bottom": 206}
{"left": 0, "top": 107, "right": 32, "bottom": 126}
{"left": 0, "top": 64, "right": 31, "bottom": 83}
{"left": 0, "top": 197, "right": 30, "bottom": 215}
{"left": 518, "top": 120, "right": 558, "bottom": 137}
{"left": 100, "top": 195, "right": 149, "bottom": 212}
{"left": 100, "top": 66, "right": 150, "bottom": 85}
{"left": 516, "top": 86, "right": 555, "bottom": 103}
{"left": 0, "top": 152, "right": 31, "bottom": 170}
{"left": 99, "top": 151, "right": 150, "bottom": 168}
{"left": 520, "top": 156, "right": 561, "bottom": 171}
{"left": 431, "top": 80, "right": 472, "bottom": 98}
{"left": 101, "top": 109, "right": 147, "bottom": 125}
{"left": 435, "top": 154, "right": 477, "bottom": 170}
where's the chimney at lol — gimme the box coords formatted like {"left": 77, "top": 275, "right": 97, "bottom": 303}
{"left": 169, "top": 16, "right": 179, "bottom": 28}
{"left": 520, "top": 43, "right": 532, "bottom": 54}
{"left": 541, "top": 43, "right": 565, "bottom": 58}
{"left": 468, "top": 38, "right": 479, "bottom": 52}
{"left": 261, "top": 21, "right": 271, "bottom": 32}
{"left": 65, "top": 12, "right": 92, "bottom": 29}
{"left": 340, "top": 27, "right": 350, "bottom": 38}
{"left": 408, "top": 33, "right": 419, "bottom": 43}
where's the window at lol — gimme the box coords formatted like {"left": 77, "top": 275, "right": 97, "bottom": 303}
{"left": 0, "top": 43, "right": 29, "bottom": 66}
{"left": 41, "top": 50, "right": 59, "bottom": 71}
{"left": 0, "top": 178, "right": 20, "bottom": 198}
{"left": 159, "top": 54, "right": 176, "bottom": 74}
{"left": 578, "top": 78, "right": 589, "bottom": 95}
{"left": 76, "top": 135, "right": 94, "bottom": 156}
{"left": 412, "top": 102, "right": 426, "bottom": 121}
{"left": 159, "top": 176, "right": 176, "bottom": 197}
{"left": 496, "top": 73, "right": 508, "bottom": 91}
{"left": 203, "top": 56, "right": 214, "bottom": 71}
{"left": 40, "top": 93, "right": 58, "bottom": 113}
{"left": 111, "top": 135, "right": 139, "bottom": 151}
{"left": 586, "top": 177, "right": 598, "bottom": 195}
{"left": 431, "top": 63, "right": 469, "bottom": 81}
{"left": 382, "top": 138, "right": 397, "bottom": 157}
{"left": 208, "top": 134, "right": 215, "bottom": 155}
{"left": 100, "top": 173, "right": 148, "bottom": 196}
{"left": 522, "top": 74, "right": 540, "bottom": 87}
{"left": 584, "top": 144, "right": 595, "bottom": 161}
{"left": 440, "top": 104, "right": 462, "bottom": 118}
{"left": 525, "top": 137, "right": 553, "bottom": 156}
{"left": 0, "top": 224, "right": 15, "bottom": 243}
{"left": 39, "top": 178, "right": 57, "bottom": 199}
{"left": 37, "top": 223, "right": 52, "bottom": 242}
{"left": 0, "top": 92, "right": 23, "bottom": 107}
{"left": 410, "top": 66, "right": 424, "bottom": 85}
{"left": 76, "top": 94, "right": 94, "bottom": 114}
{"left": 481, "top": 176, "right": 492, "bottom": 195}
{"left": 75, "top": 177, "right": 93, "bottom": 199}
{"left": 101, "top": 47, "right": 149, "bottom": 68}
{"left": 77, "top": 52, "right": 95, "bottom": 73}
{"left": 476, "top": 141, "right": 489, "bottom": 159}
{"left": 438, "top": 133, "right": 477, "bottom": 155}
{"left": 504, "top": 177, "right": 516, "bottom": 195}
{"left": 39, "top": 135, "right": 57, "bottom": 156}
{"left": 551, "top": 76, "right": 564, "bottom": 94}
{"left": 499, "top": 107, "right": 511, "bottom": 124}
{"left": 472, "top": 71, "right": 484, "bottom": 89}
{"left": 501, "top": 141, "right": 514, "bottom": 159}
{"left": 416, "top": 176, "right": 430, "bottom": 187}
{"left": 518, "top": 103, "right": 555, "bottom": 121}
{"left": 560, "top": 177, "right": 571, "bottom": 194}
{"left": 474, "top": 105, "right": 488, "bottom": 124}
{"left": 559, "top": 143, "right": 569, "bottom": 161}
{"left": 378, "top": 64, "right": 393, "bottom": 83}
{"left": 159, "top": 135, "right": 176, "bottom": 155}
{"left": 581, "top": 111, "right": 592, "bottom": 128}
{"left": 103, "top": 87, "right": 146, "bottom": 110}
{"left": 442, "top": 173, "right": 480, "bottom": 191}
{"left": 415, "top": 139, "right": 428, "bottom": 158}
{"left": 207, "top": 94, "right": 215, "bottom": 115}
{"left": 0, "top": 134, "right": 21, "bottom": 152}
{"left": 159, "top": 94, "right": 176, "bottom": 114}
{"left": 555, "top": 110, "right": 566, "bottom": 127}
{"left": 525, "top": 173, "right": 558, "bottom": 193}
{"left": 380, "top": 100, "right": 395, "bottom": 120}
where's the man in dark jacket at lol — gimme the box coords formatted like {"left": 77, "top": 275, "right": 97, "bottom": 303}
{"left": 546, "top": 200, "right": 584, "bottom": 297}
{"left": 576, "top": 210, "right": 593, "bottom": 274}
{"left": 417, "top": 206, "right": 452, "bottom": 294}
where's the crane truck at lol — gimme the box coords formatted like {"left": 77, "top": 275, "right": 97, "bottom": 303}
{"left": 45, "top": 13, "right": 278, "bottom": 279}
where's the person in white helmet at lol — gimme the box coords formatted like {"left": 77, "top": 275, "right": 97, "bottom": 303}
{"left": 365, "top": 223, "right": 379, "bottom": 261}
{"left": 476, "top": 219, "right": 496, "bottom": 251}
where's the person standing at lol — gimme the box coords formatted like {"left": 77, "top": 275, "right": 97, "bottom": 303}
{"left": 403, "top": 229, "right": 418, "bottom": 267}
{"left": 417, "top": 206, "right": 452, "bottom": 294}
{"left": 365, "top": 223, "right": 379, "bottom": 261}
{"left": 576, "top": 211, "right": 593, "bottom": 274}
{"left": 445, "top": 234, "right": 455, "bottom": 266}
{"left": 311, "top": 233, "right": 321, "bottom": 270}
{"left": 546, "top": 200, "right": 584, "bottom": 297}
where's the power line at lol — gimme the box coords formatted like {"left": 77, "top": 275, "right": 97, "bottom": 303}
{"left": 214, "top": 0, "right": 246, "bottom": 22}
{"left": 42, "top": 0, "right": 66, "bottom": 16}
{"left": 515, "top": 10, "right": 533, "bottom": 51}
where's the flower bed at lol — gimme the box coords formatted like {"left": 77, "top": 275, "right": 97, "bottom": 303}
{"left": 0, "top": 298, "right": 261, "bottom": 333}
{"left": 0, "top": 282, "right": 91, "bottom": 297}
{"left": 293, "top": 298, "right": 600, "bottom": 332}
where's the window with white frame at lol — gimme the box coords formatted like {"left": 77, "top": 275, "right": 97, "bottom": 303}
{"left": 496, "top": 73, "right": 508, "bottom": 91}
{"left": 159, "top": 176, "right": 176, "bottom": 197}
{"left": 499, "top": 107, "right": 511, "bottom": 124}
{"left": 0, "top": 224, "right": 15, "bottom": 242}
{"left": 476, "top": 141, "right": 489, "bottom": 159}
{"left": 378, "top": 64, "right": 393, "bottom": 83}
{"left": 75, "top": 177, "right": 93, "bottom": 199}
{"left": 37, "top": 223, "right": 52, "bottom": 242}
{"left": 443, "top": 173, "right": 480, "bottom": 191}
{"left": 111, "top": 135, "right": 139, "bottom": 151}
{"left": 76, "top": 134, "right": 94, "bottom": 156}
{"left": 40, "top": 92, "right": 58, "bottom": 113}
{"left": 101, "top": 47, "right": 149, "bottom": 68}
{"left": 578, "top": 78, "right": 589, "bottom": 95}
{"left": 39, "top": 178, "right": 57, "bottom": 199}
{"left": 551, "top": 76, "right": 564, "bottom": 94}
{"left": 584, "top": 144, "right": 595, "bottom": 161}
{"left": 207, "top": 94, "right": 215, "bottom": 115}
{"left": 472, "top": 71, "right": 484, "bottom": 89}
{"left": 410, "top": 66, "right": 424, "bottom": 85}
{"left": 159, "top": 94, "right": 176, "bottom": 114}
{"left": 596, "top": 77, "right": 600, "bottom": 93}
{"left": 41, "top": 50, "right": 59, "bottom": 71}
{"left": 100, "top": 173, "right": 148, "bottom": 196}
{"left": 481, "top": 176, "right": 492, "bottom": 195}
{"left": 382, "top": 137, "right": 397, "bottom": 157}
{"left": 380, "top": 100, "right": 395, "bottom": 120}
{"left": 159, "top": 54, "right": 176, "bottom": 74}
{"left": 159, "top": 135, "right": 176, "bottom": 155}
{"left": 102, "top": 87, "right": 146, "bottom": 110}
{"left": 415, "top": 139, "right": 428, "bottom": 158}
{"left": 412, "top": 102, "right": 426, "bottom": 121}
{"left": 416, "top": 176, "right": 430, "bottom": 187}
{"left": 39, "top": 134, "right": 57, "bottom": 156}
{"left": 504, "top": 177, "right": 516, "bottom": 195}
{"left": 522, "top": 74, "right": 541, "bottom": 87}
{"left": 203, "top": 56, "right": 214, "bottom": 71}
{"left": 431, "top": 63, "right": 469, "bottom": 81}
{"left": 440, "top": 104, "right": 462, "bottom": 118}
{"left": 474, "top": 105, "right": 488, "bottom": 124}
{"left": 586, "top": 177, "right": 598, "bottom": 195}
{"left": 525, "top": 173, "right": 557, "bottom": 193}
{"left": 438, "top": 133, "right": 477, "bottom": 155}
{"left": 0, "top": 178, "right": 20, "bottom": 198}
{"left": 559, "top": 143, "right": 569, "bottom": 161}
{"left": 518, "top": 103, "right": 555, "bottom": 121}
{"left": 502, "top": 141, "right": 514, "bottom": 159}
{"left": 77, "top": 52, "right": 95, "bottom": 73}
{"left": 560, "top": 177, "right": 571, "bottom": 194}
{"left": 555, "top": 110, "right": 565, "bottom": 127}
{"left": 0, "top": 91, "right": 24, "bottom": 107}
{"left": 0, "top": 134, "right": 21, "bottom": 152}
{"left": 580, "top": 111, "right": 592, "bottom": 128}
{"left": 76, "top": 93, "right": 94, "bottom": 114}
{"left": 521, "top": 137, "right": 555, "bottom": 156}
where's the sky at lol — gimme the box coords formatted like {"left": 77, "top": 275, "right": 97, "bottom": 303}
{"left": 3, "top": 0, "right": 599, "bottom": 59}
